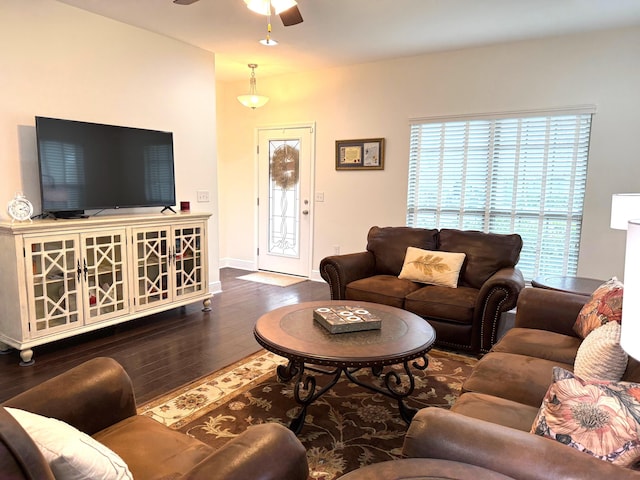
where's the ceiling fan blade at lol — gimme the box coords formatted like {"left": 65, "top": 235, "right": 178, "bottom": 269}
{"left": 173, "top": 0, "right": 200, "bottom": 5}
{"left": 280, "top": 5, "right": 303, "bottom": 26}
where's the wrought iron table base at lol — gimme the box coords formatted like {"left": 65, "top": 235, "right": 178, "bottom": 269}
{"left": 276, "top": 355, "right": 429, "bottom": 434}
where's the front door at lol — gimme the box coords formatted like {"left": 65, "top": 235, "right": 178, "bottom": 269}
{"left": 257, "top": 126, "right": 314, "bottom": 277}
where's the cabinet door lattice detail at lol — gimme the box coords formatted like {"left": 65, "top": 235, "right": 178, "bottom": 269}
{"left": 26, "top": 236, "right": 81, "bottom": 336}
{"left": 82, "top": 231, "right": 128, "bottom": 323}
{"left": 135, "top": 228, "right": 170, "bottom": 308}
{"left": 174, "top": 226, "right": 204, "bottom": 298}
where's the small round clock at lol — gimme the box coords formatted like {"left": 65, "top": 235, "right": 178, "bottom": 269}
{"left": 7, "top": 193, "right": 34, "bottom": 222}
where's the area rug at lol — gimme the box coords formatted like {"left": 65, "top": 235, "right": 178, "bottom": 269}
{"left": 140, "top": 349, "right": 476, "bottom": 480}
{"left": 237, "top": 271, "right": 307, "bottom": 287}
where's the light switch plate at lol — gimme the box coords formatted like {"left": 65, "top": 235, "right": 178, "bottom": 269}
{"left": 197, "top": 190, "right": 210, "bottom": 202}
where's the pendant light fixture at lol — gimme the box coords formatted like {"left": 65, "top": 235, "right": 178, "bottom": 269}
{"left": 237, "top": 64, "right": 269, "bottom": 109}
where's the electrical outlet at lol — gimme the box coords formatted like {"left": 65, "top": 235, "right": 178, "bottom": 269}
{"left": 333, "top": 245, "right": 340, "bottom": 255}
{"left": 315, "top": 192, "right": 324, "bottom": 202}
{"left": 196, "top": 190, "right": 210, "bottom": 203}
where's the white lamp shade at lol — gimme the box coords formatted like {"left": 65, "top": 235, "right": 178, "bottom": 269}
{"left": 621, "top": 219, "right": 640, "bottom": 360}
{"left": 237, "top": 94, "right": 269, "bottom": 109}
{"left": 244, "top": 0, "right": 297, "bottom": 15}
{"left": 611, "top": 193, "right": 640, "bottom": 230}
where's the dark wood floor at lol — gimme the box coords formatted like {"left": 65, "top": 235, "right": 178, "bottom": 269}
{"left": 0, "top": 268, "right": 330, "bottom": 405}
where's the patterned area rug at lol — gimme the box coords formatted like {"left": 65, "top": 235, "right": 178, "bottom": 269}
{"left": 139, "top": 349, "right": 476, "bottom": 480}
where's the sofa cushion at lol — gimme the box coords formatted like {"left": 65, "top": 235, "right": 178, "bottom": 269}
{"left": 366, "top": 226, "right": 439, "bottom": 276}
{"left": 337, "top": 458, "right": 517, "bottom": 480}
{"left": 345, "top": 275, "right": 422, "bottom": 308}
{"left": 4, "top": 407, "right": 132, "bottom": 480}
{"left": 405, "top": 285, "right": 478, "bottom": 325}
{"left": 94, "top": 415, "right": 213, "bottom": 479}
{"left": 462, "top": 352, "right": 574, "bottom": 407}
{"left": 451, "top": 392, "right": 541, "bottom": 432}
{"left": 573, "top": 277, "right": 623, "bottom": 339}
{"left": 398, "top": 247, "right": 466, "bottom": 288}
{"left": 438, "top": 229, "right": 522, "bottom": 289}
{"left": 490, "top": 328, "right": 581, "bottom": 365}
{"left": 531, "top": 367, "right": 640, "bottom": 467}
{"left": 574, "top": 322, "right": 628, "bottom": 381}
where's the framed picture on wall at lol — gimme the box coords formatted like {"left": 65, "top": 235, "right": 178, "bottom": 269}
{"left": 335, "top": 138, "right": 385, "bottom": 170}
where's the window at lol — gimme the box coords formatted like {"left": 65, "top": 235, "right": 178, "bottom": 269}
{"left": 406, "top": 108, "right": 594, "bottom": 281}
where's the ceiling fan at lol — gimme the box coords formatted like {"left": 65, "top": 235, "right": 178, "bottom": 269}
{"left": 172, "top": 0, "right": 303, "bottom": 26}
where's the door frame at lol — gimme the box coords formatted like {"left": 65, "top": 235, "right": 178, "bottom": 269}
{"left": 253, "top": 122, "right": 316, "bottom": 277}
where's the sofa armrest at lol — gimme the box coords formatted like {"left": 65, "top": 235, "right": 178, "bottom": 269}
{"left": 475, "top": 267, "right": 525, "bottom": 353}
{"left": 2, "top": 357, "right": 137, "bottom": 435}
{"left": 182, "top": 423, "right": 308, "bottom": 480}
{"left": 320, "top": 252, "right": 376, "bottom": 299}
{"left": 404, "top": 408, "right": 640, "bottom": 480}
{"left": 514, "top": 288, "right": 588, "bottom": 336}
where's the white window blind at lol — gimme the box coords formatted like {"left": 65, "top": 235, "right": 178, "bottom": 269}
{"left": 406, "top": 109, "right": 593, "bottom": 281}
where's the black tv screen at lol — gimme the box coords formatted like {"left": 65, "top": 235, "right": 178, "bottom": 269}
{"left": 35, "top": 116, "right": 176, "bottom": 217}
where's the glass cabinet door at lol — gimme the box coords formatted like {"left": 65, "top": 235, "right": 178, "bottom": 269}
{"left": 173, "top": 224, "right": 206, "bottom": 299}
{"left": 82, "top": 230, "right": 129, "bottom": 323}
{"left": 133, "top": 227, "right": 171, "bottom": 310}
{"left": 24, "top": 235, "right": 82, "bottom": 337}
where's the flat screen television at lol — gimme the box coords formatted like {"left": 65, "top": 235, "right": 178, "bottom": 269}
{"left": 35, "top": 116, "right": 176, "bottom": 218}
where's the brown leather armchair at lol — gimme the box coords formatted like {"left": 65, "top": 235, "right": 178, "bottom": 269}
{"left": 1, "top": 357, "right": 309, "bottom": 480}
{"left": 320, "top": 226, "right": 524, "bottom": 354}
{"left": 402, "top": 408, "right": 640, "bottom": 480}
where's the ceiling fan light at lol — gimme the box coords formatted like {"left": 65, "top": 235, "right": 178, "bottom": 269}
{"left": 244, "top": 0, "right": 297, "bottom": 15}
{"left": 272, "top": 0, "right": 297, "bottom": 14}
{"left": 244, "top": 0, "right": 270, "bottom": 15}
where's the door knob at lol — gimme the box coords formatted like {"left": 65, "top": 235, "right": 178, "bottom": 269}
{"left": 302, "top": 210, "right": 309, "bottom": 215}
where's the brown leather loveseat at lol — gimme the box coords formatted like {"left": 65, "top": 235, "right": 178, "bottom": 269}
{"left": 401, "top": 287, "right": 640, "bottom": 479}
{"left": 1, "top": 357, "right": 309, "bottom": 479}
{"left": 320, "top": 226, "right": 524, "bottom": 354}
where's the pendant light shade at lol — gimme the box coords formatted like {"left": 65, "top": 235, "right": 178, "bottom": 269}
{"left": 237, "top": 64, "right": 269, "bottom": 109}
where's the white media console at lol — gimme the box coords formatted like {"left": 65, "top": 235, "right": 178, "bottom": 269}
{"left": 0, "top": 212, "right": 212, "bottom": 365}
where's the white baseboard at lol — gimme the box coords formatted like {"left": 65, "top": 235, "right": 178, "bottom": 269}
{"left": 219, "top": 257, "right": 256, "bottom": 271}
{"left": 218, "top": 258, "right": 324, "bottom": 283}
{"left": 208, "top": 280, "right": 222, "bottom": 295}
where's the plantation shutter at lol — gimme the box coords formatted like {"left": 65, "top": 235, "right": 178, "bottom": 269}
{"left": 406, "top": 107, "right": 594, "bottom": 282}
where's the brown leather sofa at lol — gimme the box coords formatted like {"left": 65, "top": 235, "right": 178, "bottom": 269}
{"left": 319, "top": 226, "right": 524, "bottom": 354}
{"left": 0, "top": 357, "right": 309, "bottom": 480}
{"left": 400, "top": 287, "right": 640, "bottom": 479}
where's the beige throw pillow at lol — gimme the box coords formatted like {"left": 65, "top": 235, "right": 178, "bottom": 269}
{"left": 574, "top": 321, "right": 628, "bottom": 381}
{"left": 398, "top": 247, "right": 465, "bottom": 288}
{"left": 5, "top": 407, "right": 133, "bottom": 480}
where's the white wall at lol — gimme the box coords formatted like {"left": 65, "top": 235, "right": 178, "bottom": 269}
{"left": 217, "top": 26, "right": 640, "bottom": 282}
{"left": 0, "top": 0, "right": 220, "bottom": 290}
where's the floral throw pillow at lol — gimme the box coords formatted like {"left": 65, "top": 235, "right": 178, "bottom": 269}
{"left": 530, "top": 367, "right": 640, "bottom": 466}
{"left": 573, "top": 277, "right": 624, "bottom": 339}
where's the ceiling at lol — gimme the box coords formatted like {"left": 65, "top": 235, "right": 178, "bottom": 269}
{"left": 57, "top": 0, "right": 640, "bottom": 82}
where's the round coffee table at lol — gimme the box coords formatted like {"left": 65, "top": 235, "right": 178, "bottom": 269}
{"left": 254, "top": 300, "right": 436, "bottom": 433}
